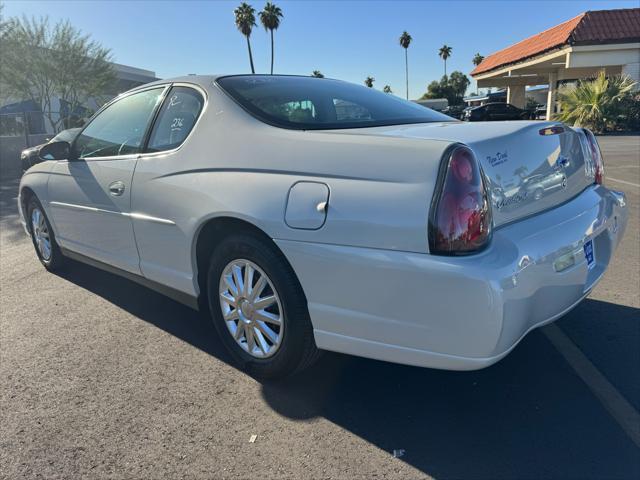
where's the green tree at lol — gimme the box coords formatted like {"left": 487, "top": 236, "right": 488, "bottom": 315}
{"left": 0, "top": 15, "right": 115, "bottom": 132}
{"left": 438, "top": 44, "right": 452, "bottom": 76}
{"left": 259, "top": 2, "right": 283, "bottom": 75}
{"left": 399, "top": 31, "right": 412, "bottom": 99}
{"left": 422, "top": 76, "right": 451, "bottom": 101}
{"left": 364, "top": 76, "right": 375, "bottom": 88}
{"left": 524, "top": 97, "right": 539, "bottom": 116}
{"left": 472, "top": 53, "right": 484, "bottom": 66}
{"left": 234, "top": 2, "right": 257, "bottom": 74}
{"left": 619, "top": 93, "right": 640, "bottom": 131}
{"left": 311, "top": 70, "right": 324, "bottom": 78}
{"left": 0, "top": 3, "right": 11, "bottom": 36}
{"left": 383, "top": 85, "right": 392, "bottom": 94}
{"left": 420, "top": 71, "right": 469, "bottom": 106}
{"left": 448, "top": 71, "right": 470, "bottom": 100}
{"left": 556, "top": 71, "right": 636, "bottom": 133}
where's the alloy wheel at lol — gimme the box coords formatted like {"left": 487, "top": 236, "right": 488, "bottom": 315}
{"left": 31, "top": 207, "right": 51, "bottom": 261}
{"left": 219, "top": 259, "right": 284, "bottom": 358}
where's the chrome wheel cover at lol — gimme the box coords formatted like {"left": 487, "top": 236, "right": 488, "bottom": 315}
{"left": 31, "top": 207, "right": 51, "bottom": 261}
{"left": 219, "top": 259, "right": 284, "bottom": 358}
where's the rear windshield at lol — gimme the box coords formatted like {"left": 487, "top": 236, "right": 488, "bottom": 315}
{"left": 217, "top": 75, "right": 453, "bottom": 130}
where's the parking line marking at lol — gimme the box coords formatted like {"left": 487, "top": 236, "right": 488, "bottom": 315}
{"left": 543, "top": 324, "right": 640, "bottom": 448}
{"left": 607, "top": 177, "right": 640, "bottom": 188}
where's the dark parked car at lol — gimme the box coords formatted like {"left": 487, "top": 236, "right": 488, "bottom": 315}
{"left": 441, "top": 105, "right": 466, "bottom": 120}
{"left": 21, "top": 128, "right": 81, "bottom": 172}
{"left": 463, "top": 102, "right": 533, "bottom": 122}
{"left": 534, "top": 105, "right": 547, "bottom": 120}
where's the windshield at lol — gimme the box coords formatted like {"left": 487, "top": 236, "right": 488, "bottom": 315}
{"left": 217, "top": 75, "right": 453, "bottom": 130}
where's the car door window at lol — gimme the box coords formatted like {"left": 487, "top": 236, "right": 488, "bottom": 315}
{"left": 147, "top": 86, "right": 205, "bottom": 152}
{"left": 74, "top": 87, "right": 164, "bottom": 159}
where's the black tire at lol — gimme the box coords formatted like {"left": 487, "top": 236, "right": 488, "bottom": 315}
{"left": 207, "top": 233, "right": 320, "bottom": 380}
{"left": 26, "top": 196, "right": 65, "bottom": 271}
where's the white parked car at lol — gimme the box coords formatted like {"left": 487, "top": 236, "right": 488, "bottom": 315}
{"left": 19, "top": 75, "right": 628, "bottom": 379}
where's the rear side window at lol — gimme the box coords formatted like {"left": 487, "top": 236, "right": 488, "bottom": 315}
{"left": 217, "top": 75, "right": 452, "bottom": 130}
{"left": 74, "top": 88, "right": 164, "bottom": 158}
{"left": 147, "top": 87, "right": 204, "bottom": 152}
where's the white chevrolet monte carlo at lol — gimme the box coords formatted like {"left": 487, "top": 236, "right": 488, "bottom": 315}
{"left": 19, "top": 75, "right": 628, "bottom": 379}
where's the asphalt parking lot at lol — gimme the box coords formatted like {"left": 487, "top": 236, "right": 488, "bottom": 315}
{"left": 1, "top": 135, "right": 639, "bottom": 479}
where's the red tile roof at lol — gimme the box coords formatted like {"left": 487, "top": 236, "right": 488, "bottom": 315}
{"left": 472, "top": 8, "right": 640, "bottom": 76}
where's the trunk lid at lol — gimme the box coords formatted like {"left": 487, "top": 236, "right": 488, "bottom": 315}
{"left": 330, "top": 121, "right": 594, "bottom": 227}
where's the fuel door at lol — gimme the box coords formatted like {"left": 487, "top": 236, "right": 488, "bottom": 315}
{"left": 285, "top": 181, "right": 329, "bottom": 230}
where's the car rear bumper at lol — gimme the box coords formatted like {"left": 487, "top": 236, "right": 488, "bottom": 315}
{"left": 275, "top": 185, "right": 627, "bottom": 370}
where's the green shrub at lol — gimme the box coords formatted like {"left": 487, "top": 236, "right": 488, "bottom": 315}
{"left": 555, "top": 72, "right": 637, "bottom": 133}
{"left": 614, "top": 93, "right": 640, "bottom": 131}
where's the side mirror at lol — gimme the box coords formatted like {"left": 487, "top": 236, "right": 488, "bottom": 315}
{"left": 38, "top": 141, "right": 71, "bottom": 161}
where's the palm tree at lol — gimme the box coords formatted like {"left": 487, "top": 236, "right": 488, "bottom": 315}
{"left": 234, "top": 2, "right": 257, "bottom": 74}
{"left": 438, "top": 44, "right": 452, "bottom": 76}
{"left": 556, "top": 72, "right": 636, "bottom": 132}
{"left": 383, "top": 85, "right": 392, "bottom": 94}
{"left": 399, "top": 31, "right": 412, "bottom": 100}
{"left": 311, "top": 70, "right": 324, "bottom": 78}
{"left": 259, "top": 2, "right": 283, "bottom": 75}
{"left": 364, "top": 76, "right": 375, "bottom": 88}
{"left": 472, "top": 53, "right": 484, "bottom": 66}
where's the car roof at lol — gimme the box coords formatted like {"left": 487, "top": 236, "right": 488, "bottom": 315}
{"left": 138, "top": 74, "right": 220, "bottom": 90}
{"left": 132, "top": 74, "right": 335, "bottom": 92}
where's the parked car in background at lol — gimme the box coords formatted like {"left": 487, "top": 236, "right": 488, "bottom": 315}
{"left": 442, "top": 104, "right": 465, "bottom": 120}
{"left": 21, "top": 128, "right": 81, "bottom": 172}
{"left": 414, "top": 97, "right": 448, "bottom": 112}
{"left": 19, "top": 75, "right": 627, "bottom": 379}
{"left": 463, "top": 102, "right": 533, "bottom": 121}
{"left": 534, "top": 105, "right": 548, "bottom": 120}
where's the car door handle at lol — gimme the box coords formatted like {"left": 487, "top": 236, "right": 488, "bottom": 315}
{"left": 109, "top": 181, "right": 125, "bottom": 196}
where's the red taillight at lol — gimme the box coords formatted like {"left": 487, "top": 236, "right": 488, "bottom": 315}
{"left": 429, "top": 145, "right": 492, "bottom": 255}
{"left": 583, "top": 129, "right": 604, "bottom": 185}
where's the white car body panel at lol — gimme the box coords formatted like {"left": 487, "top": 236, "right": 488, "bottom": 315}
{"left": 48, "top": 156, "right": 140, "bottom": 274}
{"left": 18, "top": 75, "right": 629, "bottom": 370}
{"left": 277, "top": 185, "right": 626, "bottom": 369}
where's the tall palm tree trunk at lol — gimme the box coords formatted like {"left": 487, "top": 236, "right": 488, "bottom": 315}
{"left": 246, "top": 36, "right": 255, "bottom": 74}
{"left": 270, "top": 30, "right": 274, "bottom": 74}
{"left": 405, "top": 49, "right": 409, "bottom": 100}
{"left": 444, "top": 59, "right": 447, "bottom": 77}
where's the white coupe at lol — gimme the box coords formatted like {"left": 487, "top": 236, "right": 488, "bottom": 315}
{"left": 19, "top": 75, "right": 628, "bottom": 379}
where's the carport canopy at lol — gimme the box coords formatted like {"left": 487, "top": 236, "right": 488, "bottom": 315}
{"left": 471, "top": 8, "right": 640, "bottom": 120}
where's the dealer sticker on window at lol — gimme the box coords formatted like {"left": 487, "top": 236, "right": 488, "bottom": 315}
{"left": 584, "top": 239, "right": 595, "bottom": 270}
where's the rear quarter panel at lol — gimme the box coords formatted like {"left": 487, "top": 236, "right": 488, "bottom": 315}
{"left": 130, "top": 85, "right": 452, "bottom": 296}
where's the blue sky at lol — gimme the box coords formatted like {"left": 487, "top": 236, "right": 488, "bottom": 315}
{"left": 4, "top": 0, "right": 637, "bottom": 98}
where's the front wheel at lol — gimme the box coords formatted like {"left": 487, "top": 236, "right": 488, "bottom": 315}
{"left": 27, "top": 197, "right": 65, "bottom": 270}
{"left": 207, "top": 233, "right": 320, "bottom": 380}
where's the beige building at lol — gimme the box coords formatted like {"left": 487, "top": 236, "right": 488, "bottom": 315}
{"left": 471, "top": 8, "right": 640, "bottom": 120}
